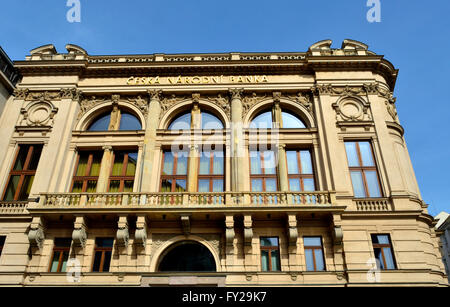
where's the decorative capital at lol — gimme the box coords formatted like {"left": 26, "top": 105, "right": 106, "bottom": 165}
{"left": 102, "top": 145, "right": 113, "bottom": 152}
{"left": 272, "top": 91, "right": 282, "bottom": 103}
{"left": 192, "top": 93, "right": 201, "bottom": 103}
{"left": 229, "top": 88, "right": 243, "bottom": 100}
{"left": 148, "top": 89, "right": 163, "bottom": 101}
{"left": 112, "top": 94, "right": 120, "bottom": 104}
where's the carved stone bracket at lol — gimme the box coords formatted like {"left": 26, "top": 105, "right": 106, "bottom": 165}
{"left": 243, "top": 215, "right": 253, "bottom": 246}
{"left": 135, "top": 215, "right": 148, "bottom": 248}
{"left": 181, "top": 215, "right": 191, "bottom": 235}
{"left": 72, "top": 216, "right": 88, "bottom": 249}
{"left": 28, "top": 217, "right": 45, "bottom": 250}
{"left": 287, "top": 214, "right": 298, "bottom": 247}
{"left": 225, "top": 215, "right": 235, "bottom": 246}
{"left": 331, "top": 214, "right": 343, "bottom": 245}
{"left": 116, "top": 216, "right": 129, "bottom": 248}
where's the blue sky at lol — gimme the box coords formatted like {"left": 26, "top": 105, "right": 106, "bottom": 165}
{"left": 0, "top": 0, "right": 449, "bottom": 215}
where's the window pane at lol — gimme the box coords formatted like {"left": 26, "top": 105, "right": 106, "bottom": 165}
{"left": 89, "top": 153, "right": 102, "bottom": 176}
{"left": 271, "top": 250, "right": 280, "bottom": 271}
{"left": 103, "top": 251, "right": 112, "bottom": 272}
{"left": 261, "top": 250, "right": 269, "bottom": 271}
{"left": 13, "top": 146, "right": 30, "bottom": 171}
{"left": 169, "top": 113, "right": 191, "bottom": 130}
{"left": 4, "top": 175, "right": 20, "bottom": 201}
{"left": 262, "top": 151, "right": 276, "bottom": 174}
{"left": 88, "top": 113, "right": 111, "bottom": 131}
{"left": 212, "top": 180, "right": 224, "bottom": 192}
{"left": 75, "top": 154, "right": 89, "bottom": 176}
{"left": 176, "top": 155, "right": 188, "bottom": 175}
{"left": 199, "top": 154, "right": 210, "bottom": 175}
{"left": 359, "top": 142, "right": 375, "bottom": 166}
{"left": 119, "top": 113, "right": 142, "bottom": 130}
{"left": 289, "top": 178, "right": 301, "bottom": 191}
{"left": 201, "top": 112, "right": 223, "bottom": 129}
{"left": 198, "top": 179, "right": 210, "bottom": 192}
{"left": 92, "top": 252, "right": 102, "bottom": 272}
{"left": 175, "top": 180, "right": 186, "bottom": 192}
{"left": 300, "top": 151, "right": 313, "bottom": 174}
{"left": 305, "top": 249, "right": 315, "bottom": 271}
{"left": 303, "top": 178, "right": 315, "bottom": 192}
{"left": 28, "top": 145, "right": 43, "bottom": 170}
{"left": 96, "top": 238, "right": 114, "bottom": 247}
{"left": 374, "top": 248, "right": 384, "bottom": 269}
{"left": 365, "top": 171, "right": 381, "bottom": 197}
{"left": 111, "top": 152, "right": 124, "bottom": 176}
{"left": 265, "top": 179, "right": 277, "bottom": 192}
{"left": 345, "top": 142, "right": 359, "bottom": 167}
{"left": 286, "top": 151, "right": 299, "bottom": 174}
{"left": 161, "top": 179, "right": 172, "bottom": 192}
{"left": 250, "top": 112, "right": 272, "bottom": 129}
{"left": 251, "top": 179, "right": 263, "bottom": 192}
{"left": 109, "top": 180, "right": 120, "bottom": 192}
{"left": 123, "top": 180, "right": 134, "bottom": 192}
{"left": 304, "top": 237, "right": 322, "bottom": 247}
{"left": 281, "top": 112, "right": 306, "bottom": 128}
{"left": 351, "top": 171, "right": 366, "bottom": 198}
{"left": 86, "top": 180, "right": 97, "bottom": 193}
{"left": 163, "top": 152, "right": 174, "bottom": 175}
{"left": 314, "top": 249, "right": 325, "bottom": 271}
{"left": 382, "top": 247, "right": 396, "bottom": 269}
{"left": 60, "top": 251, "right": 69, "bottom": 272}
{"left": 50, "top": 252, "right": 61, "bottom": 272}
{"left": 126, "top": 152, "right": 138, "bottom": 176}
{"left": 250, "top": 151, "right": 262, "bottom": 174}
{"left": 261, "top": 237, "right": 279, "bottom": 247}
{"left": 374, "top": 235, "right": 390, "bottom": 244}
{"left": 72, "top": 181, "right": 83, "bottom": 193}
{"left": 18, "top": 175, "right": 34, "bottom": 201}
{"left": 212, "top": 153, "right": 224, "bottom": 175}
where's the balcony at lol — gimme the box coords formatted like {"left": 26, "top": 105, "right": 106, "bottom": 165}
{"left": 27, "top": 191, "right": 340, "bottom": 214}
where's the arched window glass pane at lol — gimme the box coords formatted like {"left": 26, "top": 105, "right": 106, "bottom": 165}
{"left": 88, "top": 113, "right": 111, "bottom": 131}
{"left": 168, "top": 113, "right": 191, "bottom": 130}
{"left": 119, "top": 113, "right": 142, "bottom": 130}
{"left": 281, "top": 111, "right": 306, "bottom": 128}
{"left": 201, "top": 112, "right": 223, "bottom": 129}
{"left": 250, "top": 111, "right": 272, "bottom": 129}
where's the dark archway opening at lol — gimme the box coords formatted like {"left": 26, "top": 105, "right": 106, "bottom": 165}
{"left": 158, "top": 241, "right": 216, "bottom": 272}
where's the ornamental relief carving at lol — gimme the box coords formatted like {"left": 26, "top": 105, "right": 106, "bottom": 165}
{"left": 19, "top": 101, "right": 58, "bottom": 127}
{"left": 242, "top": 92, "right": 268, "bottom": 118}
{"left": 332, "top": 97, "right": 372, "bottom": 122}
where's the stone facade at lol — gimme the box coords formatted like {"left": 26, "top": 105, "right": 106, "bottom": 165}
{"left": 435, "top": 212, "right": 450, "bottom": 283}
{"left": 0, "top": 47, "right": 20, "bottom": 117}
{"left": 0, "top": 40, "right": 447, "bottom": 286}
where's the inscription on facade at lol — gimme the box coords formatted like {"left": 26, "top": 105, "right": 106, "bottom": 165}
{"left": 127, "top": 75, "right": 269, "bottom": 85}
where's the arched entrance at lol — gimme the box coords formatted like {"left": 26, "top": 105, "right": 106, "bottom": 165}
{"left": 158, "top": 240, "right": 217, "bottom": 272}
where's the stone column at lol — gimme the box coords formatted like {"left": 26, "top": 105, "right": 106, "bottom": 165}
{"left": 229, "top": 89, "right": 244, "bottom": 192}
{"left": 277, "top": 144, "right": 289, "bottom": 192}
{"left": 141, "top": 90, "right": 162, "bottom": 192}
{"left": 96, "top": 145, "right": 113, "bottom": 193}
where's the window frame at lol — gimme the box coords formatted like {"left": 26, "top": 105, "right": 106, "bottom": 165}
{"left": 345, "top": 141, "right": 383, "bottom": 198}
{"left": 0, "top": 236, "right": 6, "bottom": 258}
{"left": 92, "top": 238, "right": 114, "bottom": 273}
{"left": 249, "top": 150, "right": 279, "bottom": 192}
{"left": 303, "top": 236, "right": 326, "bottom": 272}
{"left": 286, "top": 149, "right": 316, "bottom": 192}
{"left": 1, "top": 144, "right": 43, "bottom": 201}
{"left": 48, "top": 238, "right": 71, "bottom": 273}
{"left": 160, "top": 150, "right": 189, "bottom": 192}
{"left": 260, "top": 237, "right": 281, "bottom": 272}
{"left": 371, "top": 234, "right": 397, "bottom": 270}
{"left": 197, "top": 150, "right": 225, "bottom": 192}
{"left": 70, "top": 151, "right": 102, "bottom": 193}
{"left": 107, "top": 150, "right": 138, "bottom": 192}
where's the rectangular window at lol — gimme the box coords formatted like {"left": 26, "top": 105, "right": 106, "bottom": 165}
{"left": 250, "top": 150, "right": 278, "bottom": 204}
{"left": 286, "top": 149, "right": 316, "bottom": 203}
{"left": 345, "top": 141, "right": 382, "bottom": 198}
{"left": 198, "top": 150, "right": 224, "bottom": 204}
{"left": 92, "top": 238, "right": 114, "bottom": 272}
{"left": 108, "top": 150, "right": 138, "bottom": 192}
{"left": 371, "top": 234, "right": 396, "bottom": 270}
{"left": 260, "top": 237, "right": 281, "bottom": 271}
{"left": 49, "top": 238, "right": 71, "bottom": 272}
{"left": 304, "top": 237, "right": 325, "bottom": 271}
{"left": 0, "top": 236, "right": 6, "bottom": 257}
{"left": 160, "top": 150, "right": 188, "bottom": 193}
{"left": 71, "top": 151, "right": 102, "bottom": 193}
{"left": 2, "top": 144, "right": 43, "bottom": 201}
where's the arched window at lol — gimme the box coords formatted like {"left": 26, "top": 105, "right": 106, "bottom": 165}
{"left": 250, "top": 110, "right": 307, "bottom": 128}
{"left": 250, "top": 111, "right": 273, "bottom": 129}
{"left": 87, "top": 110, "right": 142, "bottom": 131}
{"left": 158, "top": 241, "right": 216, "bottom": 272}
{"left": 281, "top": 111, "right": 306, "bottom": 128}
{"left": 201, "top": 112, "right": 224, "bottom": 129}
{"left": 168, "top": 112, "right": 191, "bottom": 130}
